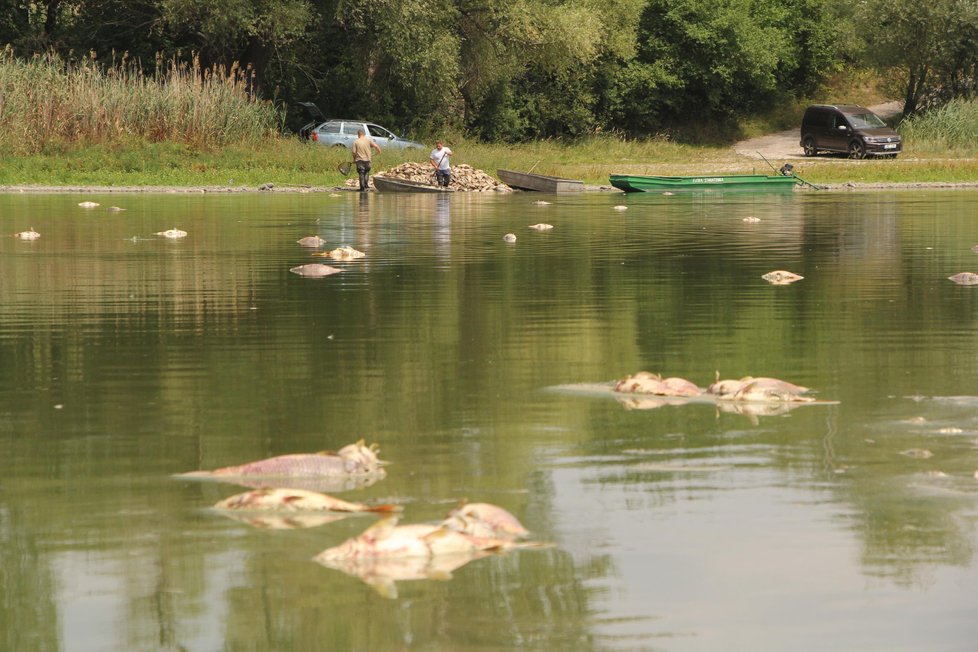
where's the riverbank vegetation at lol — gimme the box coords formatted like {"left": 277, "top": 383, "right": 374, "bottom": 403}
{"left": 0, "top": 1, "right": 976, "bottom": 189}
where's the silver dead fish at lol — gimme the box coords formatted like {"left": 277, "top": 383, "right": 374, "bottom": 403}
{"left": 179, "top": 440, "right": 386, "bottom": 481}
{"left": 213, "top": 487, "right": 400, "bottom": 514}
{"left": 289, "top": 263, "right": 343, "bottom": 277}
{"left": 761, "top": 270, "right": 804, "bottom": 284}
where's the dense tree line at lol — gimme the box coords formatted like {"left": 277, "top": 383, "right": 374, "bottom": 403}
{"left": 1, "top": 0, "right": 976, "bottom": 141}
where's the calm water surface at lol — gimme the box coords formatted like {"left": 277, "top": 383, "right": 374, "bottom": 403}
{"left": 2, "top": 189, "right": 978, "bottom": 651}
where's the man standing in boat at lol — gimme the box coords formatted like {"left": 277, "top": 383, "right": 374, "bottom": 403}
{"left": 430, "top": 140, "right": 453, "bottom": 187}
{"left": 352, "top": 129, "right": 382, "bottom": 191}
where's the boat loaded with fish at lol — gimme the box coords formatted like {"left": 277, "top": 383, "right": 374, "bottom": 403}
{"left": 496, "top": 169, "right": 583, "bottom": 193}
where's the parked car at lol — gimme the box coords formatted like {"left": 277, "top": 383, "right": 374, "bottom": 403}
{"left": 800, "top": 104, "right": 902, "bottom": 159}
{"left": 297, "top": 102, "right": 424, "bottom": 151}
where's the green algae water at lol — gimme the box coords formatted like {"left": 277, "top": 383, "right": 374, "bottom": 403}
{"left": 2, "top": 189, "right": 978, "bottom": 651}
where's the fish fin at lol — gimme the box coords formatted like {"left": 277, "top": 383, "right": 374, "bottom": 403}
{"left": 362, "top": 516, "right": 400, "bottom": 540}
{"left": 364, "top": 503, "right": 403, "bottom": 514}
{"left": 282, "top": 494, "right": 304, "bottom": 504}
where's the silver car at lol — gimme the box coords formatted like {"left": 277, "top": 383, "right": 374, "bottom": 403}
{"left": 310, "top": 119, "right": 424, "bottom": 150}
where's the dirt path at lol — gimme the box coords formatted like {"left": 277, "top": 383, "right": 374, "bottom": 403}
{"left": 733, "top": 101, "right": 905, "bottom": 161}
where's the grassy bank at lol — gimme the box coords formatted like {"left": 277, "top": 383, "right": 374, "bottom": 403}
{"left": 2, "top": 136, "right": 977, "bottom": 189}
{"left": 1, "top": 52, "right": 976, "bottom": 189}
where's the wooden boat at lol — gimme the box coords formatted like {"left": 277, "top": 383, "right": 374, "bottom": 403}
{"left": 609, "top": 173, "right": 799, "bottom": 193}
{"left": 372, "top": 176, "right": 451, "bottom": 193}
{"left": 496, "top": 169, "right": 583, "bottom": 193}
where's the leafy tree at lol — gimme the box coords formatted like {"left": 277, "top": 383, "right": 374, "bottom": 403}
{"left": 857, "top": 0, "right": 978, "bottom": 114}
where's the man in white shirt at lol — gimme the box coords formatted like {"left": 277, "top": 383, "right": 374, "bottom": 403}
{"left": 429, "top": 140, "right": 453, "bottom": 187}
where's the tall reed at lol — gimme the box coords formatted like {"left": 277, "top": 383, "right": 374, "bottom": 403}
{"left": 0, "top": 48, "right": 282, "bottom": 154}
{"left": 901, "top": 98, "right": 978, "bottom": 152}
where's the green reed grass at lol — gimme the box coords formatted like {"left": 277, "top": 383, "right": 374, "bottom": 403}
{"left": 901, "top": 99, "right": 978, "bottom": 154}
{"left": 0, "top": 48, "right": 281, "bottom": 154}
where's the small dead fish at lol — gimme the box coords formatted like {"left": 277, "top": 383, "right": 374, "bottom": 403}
{"left": 214, "top": 487, "right": 399, "bottom": 514}
{"left": 14, "top": 227, "right": 40, "bottom": 240}
{"left": 297, "top": 235, "right": 327, "bottom": 247}
{"left": 180, "top": 440, "right": 386, "bottom": 479}
{"left": 503, "top": 233, "right": 517, "bottom": 243}
{"left": 742, "top": 216, "right": 761, "bottom": 223}
{"left": 762, "top": 270, "right": 804, "bottom": 284}
{"left": 290, "top": 263, "right": 342, "bottom": 277}
{"left": 533, "top": 200, "right": 552, "bottom": 206}
{"left": 156, "top": 228, "right": 188, "bottom": 239}
{"left": 900, "top": 448, "right": 934, "bottom": 459}
{"left": 442, "top": 502, "right": 530, "bottom": 540}
{"left": 78, "top": 201, "right": 100, "bottom": 208}
{"left": 614, "top": 372, "right": 701, "bottom": 397}
{"left": 322, "top": 245, "right": 365, "bottom": 261}
{"left": 729, "top": 377, "right": 813, "bottom": 403}
{"left": 947, "top": 272, "right": 978, "bottom": 285}
{"left": 612, "top": 205, "right": 628, "bottom": 211}
{"left": 937, "top": 427, "right": 963, "bottom": 434}
{"left": 528, "top": 223, "right": 554, "bottom": 230}
{"left": 107, "top": 206, "right": 126, "bottom": 212}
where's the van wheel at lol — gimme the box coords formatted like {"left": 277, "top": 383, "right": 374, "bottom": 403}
{"left": 848, "top": 140, "right": 866, "bottom": 159}
{"left": 802, "top": 137, "right": 817, "bottom": 157}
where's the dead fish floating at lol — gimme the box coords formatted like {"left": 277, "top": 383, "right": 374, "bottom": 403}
{"left": 316, "top": 245, "right": 365, "bottom": 261}
{"left": 289, "top": 263, "right": 343, "bottom": 277}
{"left": 14, "top": 227, "right": 40, "bottom": 240}
{"left": 947, "top": 272, "right": 978, "bottom": 286}
{"left": 315, "top": 517, "right": 515, "bottom": 563}
{"left": 214, "top": 487, "right": 400, "bottom": 514}
{"left": 78, "top": 201, "right": 100, "bottom": 208}
{"left": 297, "top": 235, "right": 327, "bottom": 247}
{"left": 528, "top": 223, "right": 554, "bottom": 230}
{"left": 219, "top": 512, "right": 354, "bottom": 530}
{"left": 614, "top": 371, "right": 701, "bottom": 397}
{"left": 708, "top": 373, "right": 813, "bottom": 403}
{"left": 742, "top": 216, "right": 761, "bottom": 223}
{"left": 107, "top": 206, "right": 126, "bottom": 212}
{"left": 503, "top": 233, "right": 517, "bottom": 243}
{"left": 179, "top": 440, "right": 387, "bottom": 481}
{"left": 762, "top": 270, "right": 804, "bottom": 285}
{"left": 441, "top": 502, "right": 530, "bottom": 541}
{"left": 156, "top": 228, "right": 188, "bottom": 239}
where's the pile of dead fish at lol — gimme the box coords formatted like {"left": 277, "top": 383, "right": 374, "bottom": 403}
{"left": 177, "top": 439, "right": 542, "bottom": 598}
{"left": 608, "top": 371, "right": 831, "bottom": 423}
{"left": 614, "top": 371, "right": 814, "bottom": 402}
{"left": 345, "top": 162, "right": 512, "bottom": 192}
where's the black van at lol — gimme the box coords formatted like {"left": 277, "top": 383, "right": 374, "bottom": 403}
{"left": 800, "top": 105, "right": 901, "bottom": 159}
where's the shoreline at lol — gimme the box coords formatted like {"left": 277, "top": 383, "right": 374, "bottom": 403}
{"left": 3, "top": 180, "right": 978, "bottom": 195}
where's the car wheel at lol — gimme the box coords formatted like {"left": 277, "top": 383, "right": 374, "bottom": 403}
{"left": 802, "top": 137, "right": 817, "bottom": 157}
{"left": 848, "top": 140, "right": 866, "bottom": 160}
{"left": 332, "top": 143, "right": 346, "bottom": 149}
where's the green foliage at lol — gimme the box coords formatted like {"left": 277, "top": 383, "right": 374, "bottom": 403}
{"left": 856, "top": 0, "right": 978, "bottom": 114}
{"left": 900, "top": 98, "right": 978, "bottom": 151}
{"left": 612, "top": 0, "right": 841, "bottom": 137}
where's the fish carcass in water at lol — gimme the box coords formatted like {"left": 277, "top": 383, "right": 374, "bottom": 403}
{"left": 441, "top": 502, "right": 530, "bottom": 540}
{"left": 614, "top": 372, "right": 701, "bottom": 397}
{"left": 179, "top": 440, "right": 387, "bottom": 481}
{"left": 218, "top": 511, "right": 354, "bottom": 530}
{"left": 297, "top": 235, "right": 327, "bottom": 247}
{"left": 156, "top": 228, "right": 188, "bottom": 239}
{"left": 761, "top": 270, "right": 804, "bottom": 285}
{"left": 947, "top": 272, "right": 978, "bottom": 286}
{"left": 289, "top": 263, "right": 342, "bottom": 277}
{"left": 315, "top": 517, "right": 511, "bottom": 563}
{"left": 709, "top": 375, "right": 812, "bottom": 402}
{"left": 213, "top": 487, "right": 400, "bottom": 514}
{"left": 318, "top": 245, "right": 365, "bottom": 261}
{"left": 14, "top": 227, "right": 40, "bottom": 240}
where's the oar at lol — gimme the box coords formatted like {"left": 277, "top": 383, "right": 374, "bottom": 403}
{"left": 756, "top": 151, "right": 824, "bottom": 190}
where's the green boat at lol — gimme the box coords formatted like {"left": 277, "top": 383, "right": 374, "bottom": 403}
{"left": 609, "top": 173, "right": 800, "bottom": 193}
